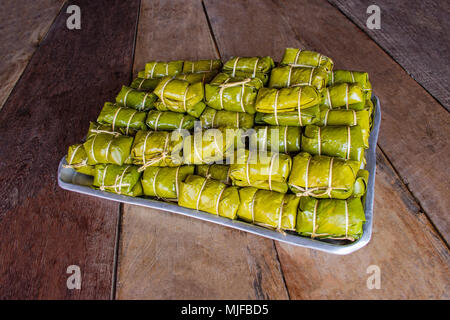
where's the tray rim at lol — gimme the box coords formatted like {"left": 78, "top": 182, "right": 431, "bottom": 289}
{"left": 58, "top": 96, "right": 381, "bottom": 255}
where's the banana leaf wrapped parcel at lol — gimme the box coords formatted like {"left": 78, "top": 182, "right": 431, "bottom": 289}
{"left": 83, "top": 133, "right": 134, "bottom": 166}
{"left": 288, "top": 152, "right": 368, "bottom": 199}
{"left": 182, "top": 59, "right": 222, "bottom": 73}
{"left": 269, "top": 66, "right": 329, "bottom": 89}
{"left": 86, "top": 122, "right": 136, "bottom": 140}
{"left": 115, "top": 86, "right": 157, "bottom": 111}
{"left": 175, "top": 72, "right": 218, "bottom": 84}
{"left": 178, "top": 175, "right": 240, "bottom": 219}
{"left": 254, "top": 105, "right": 320, "bottom": 126}
{"left": 92, "top": 164, "right": 143, "bottom": 196}
{"left": 328, "top": 69, "right": 372, "bottom": 99}
{"left": 200, "top": 107, "right": 254, "bottom": 129}
{"left": 141, "top": 165, "right": 194, "bottom": 199}
{"left": 64, "top": 144, "right": 95, "bottom": 176}
{"left": 249, "top": 126, "right": 302, "bottom": 153}
{"left": 144, "top": 60, "right": 184, "bottom": 78}
{"left": 130, "top": 77, "right": 160, "bottom": 91}
{"left": 230, "top": 150, "right": 292, "bottom": 193}
{"left": 146, "top": 110, "right": 196, "bottom": 131}
{"left": 205, "top": 73, "right": 263, "bottom": 114}
{"left": 301, "top": 125, "right": 365, "bottom": 162}
{"left": 97, "top": 102, "right": 147, "bottom": 134}
{"left": 280, "top": 48, "right": 334, "bottom": 72}
{"left": 195, "top": 164, "right": 232, "bottom": 185}
{"left": 223, "top": 56, "right": 275, "bottom": 76}
{"left": 153, "top": 77, "right": 206, "bottom": 117}
{"left": 296, "top": 197, "right": 365, "bottom": 241}
{"left": 237, "top": 187, "right": 298, "bottom": 231}
{"left": 321, "top": 83, "right": 366, "bottom": 110}
{"left": 131, "top": 130, "right": 184, "bottom": 169}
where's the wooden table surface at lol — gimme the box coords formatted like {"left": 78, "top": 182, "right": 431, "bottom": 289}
{"left": 0, "top": 0, "right": 448, "bottom": 299}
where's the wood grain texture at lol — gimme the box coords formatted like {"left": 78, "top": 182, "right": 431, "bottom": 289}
{"left": 0, "top": 0, "right": 139, "bottom": 299}
{"left": 205, "top": 0, "right": 450, "bottom": 243}
{"left": 204, "top": 0, "right": 450, "bottom": 299}
{"left": 0, "top": 0, "right": 65, "bottom": 110}
{"left": 329, "top": 0, "right": 450, "bottom": 110}
{"left": 116, "top": 0, "right": 288, "bottom": 300}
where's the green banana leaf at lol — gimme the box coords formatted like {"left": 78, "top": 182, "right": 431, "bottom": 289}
{"left": 195, "top": 164, "right": 232, "bottom": 185}
{"left": 182, "top": 59, "right": 222, "bottom": 73}
{"left": 237, "top": 187, "right": 298, "bottom": 231}
{"left": 97, "top": 102, "right": 147, "bottom": 134}
{"left": 92, "top": 164, "right": 143, "bottom": 197}
{"left": 318, "top": 105, "right": 370, "bottom": 148}
{"left": 144, "top": 60, "right": 184, "bottom": 78}
{"left": 223, "top": 56, "right": 275, "bottom": 75}
{"left": 83, "top": 132, "right": 134, "bottom": 166}
{"left": 130, "top": 77, "right": 160, "bottom": 91}
{"left": 200, "top": 107, "right": 254, "bottom": 129}
{"left": 269, "top": 66, "right": 329, "bottom": 89}
{"left": 230, "top": 150, "right": 292, "bottom": 193}
{"left": 321, "top": 83, "right": 366, "bottom": 110}
{"left": 301, "top": 125, "right": 365, "bottom": 162}
{"left": 115, "top": 85, "right": 157, "bottom": 111}
{"left": 131, "top": 130, "right": 184, "bottom": 169}
{"left": 280, "top": 48, "right": 334, "bottom": 72}
{"left": 223, "top": 70, "right": 270, "bottom": 86}
{"left": 296, "top": 197, "right": 365, "bottom": 241}
{"left": 86, "top": 122, "right": 135, "bottom": 140}
{"left": 141, "top": 165, "right": 195, "bottom": 199}
{"left": 249, "top": 126, "right": 302, "bottom": 153}
{"left": 64, "top": 144, "right": 95, "bottom": 176}
{"left": 365, "top": 99, "right": 374, "bottom": 129}
{"left": 178, "top": 175, "right": 240, "bottom": 219}
{"left": 146, "top": 110, "right": 196, "bottom": 131}
{"left": 153, "top": 77, "right": 205, "bottom": 117}
{"left": 288, "top": 152, "right": 367, "bottom": 199}
{"left": 205, "top": 73, "right": 263, "bottom": 114}
{"left": 328, "top": 69, "right": 372, "bottom": 99}
{"left": 175, "top": 72, "right": 218, "bottom": 84}
{"left": 254, "top": 105, "right": 320, "bottom": 126}
{"left": 255, "top": 86, "right": 321, "bottom": 114}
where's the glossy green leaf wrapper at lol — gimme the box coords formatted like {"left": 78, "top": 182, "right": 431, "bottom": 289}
{"left": 288, "top": 152, "right": 368, "bottom": 199}
{"left": 86, "top": 122, "right": 136, "bottom": 140}
{"left": 141, "top": 165, "right": 194, "bottom": 199}
{"left": 254, "top": 105, "right": 320, "bottom": 126}
{"left": 144, "top": 61, "right": 183, "bottom": 78}
{"left": 175, "top": 72, "right": 218, "bottom": 84}
{"left": 195, "top": 164, "right": 232, "bottom": 185}
{"left": 269, "top": 66, "right": 329, "bottom": 89}
{"left": 115, "top": 86, "right": 157, "bottom": 111}
{"left": 318, "top": 105, "right": 370, "bottom": 148}
{"left": 83, "top": 133, "right": 133, "bottom": 166}
{"left": 130, "top": 77, "right": 160, "bottom": 91}
{"left": 328, "top": 69, "right": 372, "bottom": 99}
{"left": 200, "top": 107, "right": 254, "bottom": 129}
{"left": 321, "top": 83, "right": 366, "bottom": 110}
{"left": 223, "top": 70, "right": 270, "bottom": 86}
{"left": 280, "top": 48, "right": 334, "bottom": 72}
{"left": 205, "top": 73, "right": 263, "bottom": 114}
{"left": 296, "top": 197, "right": 365, "bottom": 241}
{"left": 131, "top": 130, "right": 184, "bottom": 169}
{"left": 146, "top": 110, "right": 196, "bottom": 131}
{"left": 230, "top": 150, "right": 292, "bottom": 193}
{"left": 93, "top": 164, "right": 143, "bottom": 196}
{"left": 223, "top": 56, "right": 275, "bottom": 75}
{"left": 182, "top": 59, "right": 222, "bottom": 73}
{"left": 97, "top": 102, "right": 147, "bottom": 134}
{"left": 301, "top": 125, "right": 365, "bottom": 162}
{"left": 237, "top": 187, "right": 298, "bottom": 231}
{"left": 65, "top": 144, "right": 95, "bottom": 176}
{"left": 255, "top": 86, "right": 321, "bottom": 114}
{"left": 154, "top": 77, "right": 206, "bottom": 117}
{"left": 249, "top": 126, "right": 302, "bottom": 153}
{"left": 178, "top": 175, "right": 240, "bottom": 219}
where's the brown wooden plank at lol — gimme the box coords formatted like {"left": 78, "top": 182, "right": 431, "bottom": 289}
{"left": 329, "top": 0, "right": 450, "bottom": 110}
{"left": 0, "top": 0, "right": 140, "bottom": 299}
{"left": 205, "top": 0, "right": 450, "bottom": 243}
{"left": 0, "top": 0, "right": 65, "bottom": 110}
{"left": 115, "top": 0, "right": 289, "bottom": 300}
{"left": 204, "top": 0, "right": 450, "bottom": 299}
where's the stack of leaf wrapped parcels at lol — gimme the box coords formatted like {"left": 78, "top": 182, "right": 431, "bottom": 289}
{"left": 65, "top": 48, "right": 375, "bottom": 242}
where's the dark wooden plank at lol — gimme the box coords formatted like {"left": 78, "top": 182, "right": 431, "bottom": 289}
{"left": 204, "top": 0, "right": 450, "bottom": 299}
{"left": 0, "top": 0, "right": 65, "bottom": 110}
{"left": 0, "top": 0, "right": 139, "bottom": 299}
{"left": 329, "top": 0, "right": 450, "bottom": 110}
{"left": 115, "top": 0, "right": 289, "bottom": 300}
